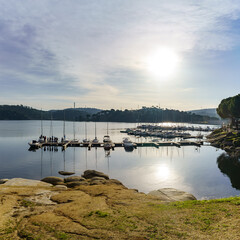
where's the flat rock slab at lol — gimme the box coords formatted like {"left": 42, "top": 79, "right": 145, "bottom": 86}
{"left": 4, "top": 178, "right": 52, "bottom": 187}
{"left": 0, "top": 179, "right": 9, "bottom": 184}
{"left": 148, "top": 188, "right": 196, "bottom": 202}
{"left": 41, "top": 176, "right": 64, "bottom": 185}
{"left": 82, "top": 170, "right": 109, "bottom": 180}
{"left": 24, "top": 191, "right": 58, "bottom": 205}
{"left": 58, "top": 171, "right": 75, "bottom": 176}
{"left": 64, "top": 176, "right": 86, "bottom": 183}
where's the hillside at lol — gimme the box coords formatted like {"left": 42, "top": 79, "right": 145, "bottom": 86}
{"left": 0, "top": 105, "right": 219, "bottom": 123}
{"left": 0, "top": 105, "right": 89, "bottom": 121}
{"left": 188, "top": 108, "right": 220, "bottom": 119}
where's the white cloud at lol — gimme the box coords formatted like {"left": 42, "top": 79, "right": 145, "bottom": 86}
{"left": 0, "top": 0, "right": 240, "bottom": 109}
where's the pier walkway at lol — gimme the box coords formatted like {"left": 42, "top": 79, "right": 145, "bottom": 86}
{"left": 30, "top": 140, "right": 204, "bottom": 150}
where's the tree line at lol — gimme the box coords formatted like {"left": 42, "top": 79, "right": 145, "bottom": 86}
{"left": 217, "top": 94, "right": 240, "bottom": 129}
{"left": 0, "top": 105, "right": 218, "bottom": 123}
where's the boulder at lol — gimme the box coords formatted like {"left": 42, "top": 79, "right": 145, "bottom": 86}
{"left": 148, "top": 188, "right": 196, "bottom": 202}
{"left": 4, "top": 178, "right": 52, "bottom": 187}
{"left": 41, "top": 176, "right": 64, "bottom": 186}
{"left": 108, "top": 179, "right": 124, "bottom": 186}
{"left": 23, "top": 190, "right": 58, "bottom": 205}
{"left": 82, "top": 170, "right": 109, "bottom": 180}
{"left": 66, "top": 181, "right": 89, "bottom": 188}
{"left": 64, "top": 176, "right": 86, "bottom": 183}
{"left": 54, "top": 185, "right": 68, "bottom": 190}
{"left": 0, "top": 179, "right": 9, "bottom": 184}
{"left": 58, "top": 171, "right": 75, "bottom": 176}
{"left": 90, "top": 177, "right": 106, "bottom": 181}
{"left": 90, "top": 179, "right": 107, "bottom": 185}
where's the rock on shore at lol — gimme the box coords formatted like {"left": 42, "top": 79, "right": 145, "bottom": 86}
{"left": 148, "top": 188, "right": 197, "bottom": 201}
{"left": 0, "top": 170, "right": 198, "bottom": 239}
{"left": 207, "top": 128, "right": 240, "bottom": 155}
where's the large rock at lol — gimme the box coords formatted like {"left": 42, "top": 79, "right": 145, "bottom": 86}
{"left": 90, "top": 179, "right": 107, "bottom": 185}
{"left": 148, "top": 188, "right": 196, "bottom": 202}
{"left": 82, "top": 170, "right": 109, "bottom": 180}
{"left": 0, "top": 179, "right": 9, "bottom": 184}
{"left": 58, "top": 171, "right": 75, "bottom": 176}
{"left": 66, "top": 181, "right": 89, "bottom": 188}
{"left": 41, "top": 176, "right": 64, "bottom": 186}
{"left": 108, "top": 179, "right": 124, "bottom": 186}
{"left": 23, "top": 190, "right": 58, "bottom": 205}
{"left": 64, "top": 176, "right": 86, "bottom": 183}
{"left": 4, "top": 178, "right": 52, "bottom": 187}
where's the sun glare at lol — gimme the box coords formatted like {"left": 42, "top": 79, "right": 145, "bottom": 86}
{"left": 146, "top": 47, "right": 180, "bottom": 79}
{"left": 155, "top": 164, "right": 170, "bottom": 181}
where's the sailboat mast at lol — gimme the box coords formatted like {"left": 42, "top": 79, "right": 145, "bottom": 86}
{"left": 73, "top": 102, "right": 76, "bottom": 140}
{"left": 95, "top": 122, "right": 97, "bottom": 138}
{"left": 63, "top": 110, "right": 66, "bottom": 139}
{"left": 41, "top": 109, "right": 43, "bottom": 136}
{"left": 50, "top": 112, "right": 53, "bottom": 138}
{"left": 85, "top": 122, "right": 87, "bottom": 139}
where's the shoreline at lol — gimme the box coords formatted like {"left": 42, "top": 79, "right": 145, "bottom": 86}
{"left": 1, "top": 170, "right": 240, "bottom": 239}
{"left": 207, "top": 127, "right": 240, "bottom": 156}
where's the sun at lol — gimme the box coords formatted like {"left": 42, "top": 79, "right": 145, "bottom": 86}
{"left": 145, "top": 47, "right": 180, "bottom": 79}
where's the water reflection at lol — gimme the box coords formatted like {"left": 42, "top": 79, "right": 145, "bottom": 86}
{"left": 217, "top": 153, "right": 240, "bottom": 190}
{"left": 1, "top": 120, "right": 240, "bottom": 199}
{"left": 155, "top": 164, "right": 171, "bottom": 181}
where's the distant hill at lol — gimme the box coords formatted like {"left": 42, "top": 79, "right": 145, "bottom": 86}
{"left": 67, "top": 107, "right": 102, "bottom": 115}
{"left": 0, "top": 105, "right": 90, "bottom": 121}
{"left": 0, "top": 105, "right": 219, "bottom": 123}
{"left": 187, "top": 108, "right": 220, "bottom": 119}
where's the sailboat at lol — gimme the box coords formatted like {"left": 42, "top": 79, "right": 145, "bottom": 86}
{"left": 61, "top": 110, "right": 70, "bottom": 144}
{"left": 103, "top": 122, "right": 112, "bottom": 150}
{"left": 28, "top": 110, "right": 46, "bottom": 148}
{"left": 71, "top": 102, "right": 80, "bottom": 145}
{"left": 47, "top": 112, "right": 58, "bottom": 144}
{"left": 38, "top": 109, "right": 46, "bottom": 143}
{"left": 92, "top": 122, "right": 99, "bottom": 143}
{"left": 82, "top": 122, "right": 90, "bottom": 144}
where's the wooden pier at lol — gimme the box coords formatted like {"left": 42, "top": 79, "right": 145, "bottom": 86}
{"left": 30, "top": 140, "right": 204, "bottom": 150}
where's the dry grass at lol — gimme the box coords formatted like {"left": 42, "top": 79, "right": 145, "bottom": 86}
{"left": 0, "top": 185, "right": 240, "bottom": 239}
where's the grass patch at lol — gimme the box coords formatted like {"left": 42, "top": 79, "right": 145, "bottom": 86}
{"left": 20, "top": 199, "right": 36, "bottom": 208}
{"left": 88, "top": 210, "right": 109, "bottom": 218}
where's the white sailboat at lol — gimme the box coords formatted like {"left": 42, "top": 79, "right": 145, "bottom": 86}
{"left": 29, "top": 110, "right": 46, "bottom": 147}
{"left": 38, "top": 109, "right": 46, "bottom": 143}
{"left": 71, "top": 102, "right": 80, "bottom": 144}
{"left": 92, "top": 122, "right": 99, "bottom": 143}
{"left": 61, "top": 110, "right": 70, "bottom": 144}
{"left": 47, "top": 113, "right": 58, "bottom": 143}
{"left": 122, "top": 137, "right": 134, "bottom": 148}
{"left": 103, "top": 122, "right": 112, "bottom": 150}
{"left": 82, "top": 121, "right": 90, "bottom": 144}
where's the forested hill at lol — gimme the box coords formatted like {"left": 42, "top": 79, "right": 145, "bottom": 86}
{"left": 0, "top": 105, "right": 219, "bottom": 123}
{"left": 91, "top": 107, "right": 219, "bottom": 123}
{"left": 0, "top": 105, "right": 89, "bottom": 121}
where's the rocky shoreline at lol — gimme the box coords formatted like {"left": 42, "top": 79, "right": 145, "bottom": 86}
{"left": 0, "top": 170, "right": 196, "bottom": 205}
{"left": 1, "top": 170, "right": 240, "bottom": 239}
{"left": 207, "top": 127, "right": 240, "bottom": 156}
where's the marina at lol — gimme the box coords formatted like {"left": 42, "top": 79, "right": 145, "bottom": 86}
{"left": 2, "top": 120, "right": 239, "bottom": 200}
{"left": 28, "top": 121, "right": 207, "bottom": 151}
{"left": 28, "top": 139, "right": 204, "bottom": 151}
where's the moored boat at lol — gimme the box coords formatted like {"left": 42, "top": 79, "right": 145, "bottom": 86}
{"left": 122, "top": 137, "right": 134, "bottom": 148}
{"left": 28, "top": 140, "right": 41, "bottom": 148}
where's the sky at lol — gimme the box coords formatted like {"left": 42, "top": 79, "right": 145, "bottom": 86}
{"left": 0, "top": 0, "right": 240, "bottom": 111}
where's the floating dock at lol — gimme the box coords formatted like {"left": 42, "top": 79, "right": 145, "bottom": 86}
{"left": 29, "top": 140, "right": 204, "bottom": 150}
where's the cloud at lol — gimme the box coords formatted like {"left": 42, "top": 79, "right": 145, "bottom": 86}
{"left": 0, "top": 0, "right": 240, "bottom": 109}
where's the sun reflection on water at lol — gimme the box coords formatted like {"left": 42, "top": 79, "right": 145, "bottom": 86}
{"left": 155, "top": 164, "right": 171, "bottom": 181}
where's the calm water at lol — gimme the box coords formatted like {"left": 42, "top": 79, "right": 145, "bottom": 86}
{"left": 0, "top": 120, "right": 239, "bottom": 200}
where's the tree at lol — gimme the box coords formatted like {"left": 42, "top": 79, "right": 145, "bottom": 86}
{"left": 217, "top": 94, "right": 240, "bottom": 129}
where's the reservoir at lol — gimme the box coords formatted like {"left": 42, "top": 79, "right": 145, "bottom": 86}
{"left": 0, "top": 120, "right": 239, "bottom": 200}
